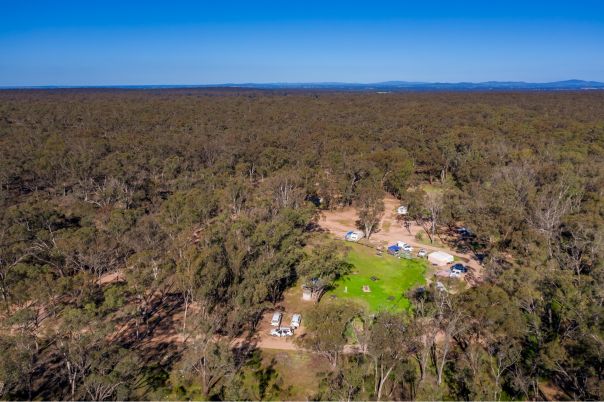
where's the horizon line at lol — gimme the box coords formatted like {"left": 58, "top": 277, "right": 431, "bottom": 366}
{"left": 2, "top": 79, "right": 604, "bottom": 91}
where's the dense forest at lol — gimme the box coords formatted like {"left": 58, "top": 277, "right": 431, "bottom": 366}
{"left": 0, "top": 89, "right": 603, "bottom": 400}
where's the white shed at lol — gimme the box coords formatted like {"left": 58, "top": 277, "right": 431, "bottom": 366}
{"left": 428, "top": 251, "right": 454, "bottom": 266}
{"left": 302, "top": 288, "right": 313, "bottom": 301}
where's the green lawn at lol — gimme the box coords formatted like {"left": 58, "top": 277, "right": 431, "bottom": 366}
{"left": 329, "top": 243, "right": 427, "bottom": 312}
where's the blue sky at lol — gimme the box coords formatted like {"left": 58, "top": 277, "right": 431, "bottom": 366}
{"left": 1, "top": 1, "right": 603, "bottom": 86}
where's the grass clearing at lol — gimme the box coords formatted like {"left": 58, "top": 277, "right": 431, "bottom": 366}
{"left": 419, "top": 183, "right": 446, "bottom": 195}
{"left": 329, "top": 243, "right": 426, "bottom": 312}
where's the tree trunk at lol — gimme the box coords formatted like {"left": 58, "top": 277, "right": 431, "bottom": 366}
{"left": 414, "top": 354, "right": 426, "bottom": 383}
{"left": 377, "top": 365, "right": 395, "bottom": 400}
{"left": 436, "top": 341, "right": 450, "bottom": 386}
{"left": 374, "top": 358, "right": 379, "bottom": 395}
{"left": 365, "top": 222, "right": 373, "bottom": 239}
{"left": 66, "top": 361, "right": 76, "bottom": 400}
{"left": 182, "top": 295, "right": 189, "bottom": 333}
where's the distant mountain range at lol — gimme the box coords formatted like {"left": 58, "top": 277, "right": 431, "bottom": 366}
{"left": 211, "top": 79, "right": 604, "bottom": 91}
{"left": 3, "top": 79, "right": 604, "bottom": 91}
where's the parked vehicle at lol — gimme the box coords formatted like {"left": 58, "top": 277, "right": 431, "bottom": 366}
{"left": 449, "top": 271, "right": 461, "bottom": 278}
{"left": 435, "top": 282, "right": 447, "bottom": 292}
{"left": 450, "top": 263, "right": 468, "bottom": 274}
{"left": 417, "top": 248, "right": 427, "bottom": 257}
{"left": 270, "top": 327, "right": 294, "bottom": 337}
{"left": 387, "top": 245, "right": 401, "bottom": 255}
{"left": 345, "top": 230, "right": 364, "bottom": 242}
{"left": 457, "top": 227, "right": 474, "bottom": 237}
{"left": 290, "top": 314, "right": 301, "bottom": 329}
{"left": 396, "top": 241, "right": 413, "bottom": 252}
{"left": 271, "top": 311, "right": 282, "bottom": 326}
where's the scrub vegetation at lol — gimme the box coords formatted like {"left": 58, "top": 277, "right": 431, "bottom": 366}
{"left": 0, "top": 89, "right": 603, "bottom": 400}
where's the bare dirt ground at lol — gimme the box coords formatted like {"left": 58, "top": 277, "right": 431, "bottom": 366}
{"left": 319, "top": 194, "right": 485, "bottom": 283}
{"left": 98, "top": 271, "right": 125, "bottom": 285}
{"left": 538, "top": 380, "right": 572, "bottom": 401}
{"left": 253, "top": 312, "right": 303, "bottom": 351}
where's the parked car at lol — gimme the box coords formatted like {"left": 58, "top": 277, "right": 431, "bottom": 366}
{"left": 450, "top": 263, "right": 468, "bottom": 274}
{"left": 270, "top": 327, "right": 294, "bottom": 337}
{"left": 396, "top": 241, "right": 413, "bottom": 252}
{"left": 457, "top": 227, "right": 474, "bottom": 237}
{"left": 449, "top": 271, "right": 461, "bottom": 278}
{"left": 290, "top": 314, "right": 301, "bottom": 329}
{"left": 271, "top": 311, "right": 282, "bottom": 327}
{"left": 417, "top": 248, "right": 427, "bottom": 257}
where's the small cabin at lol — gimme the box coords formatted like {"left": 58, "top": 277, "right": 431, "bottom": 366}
{"left": 302, "top": 287, "right": 313, "bottom": 301}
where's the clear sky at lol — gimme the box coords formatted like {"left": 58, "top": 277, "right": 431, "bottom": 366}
{"left": 1, "top": 0, "right": 603, "bottom": 86}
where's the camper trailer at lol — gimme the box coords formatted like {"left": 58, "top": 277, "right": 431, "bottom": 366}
{"left": 344, "top": 230, "right": 364, "bottom": 242}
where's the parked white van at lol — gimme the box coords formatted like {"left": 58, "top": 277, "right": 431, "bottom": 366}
{"left": 271, "top": 311, "right": 282, "bottom": 327}
{"left": 397, "top": 206, "right": 408, "bottom": 215}
{"left": 290, "top": 313, "right": 301, "bottom": 329}
{"left": 396, "top": 241, "right": 413, "bottom": 252}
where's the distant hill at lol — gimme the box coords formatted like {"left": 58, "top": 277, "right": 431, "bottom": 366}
{"left": 3, "top": 79, "right": 604, "bottom": 91}
{"left": 212, "top": 79, "right": 604, "bottom": 91}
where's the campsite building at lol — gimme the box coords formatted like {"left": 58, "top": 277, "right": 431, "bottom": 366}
{"left": 428, "top": 251, "right": 454, "bottom": 266}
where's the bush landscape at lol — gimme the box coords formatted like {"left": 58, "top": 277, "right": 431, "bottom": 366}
{"left": 0, "top": 89, "right": 603, "bottom": 400}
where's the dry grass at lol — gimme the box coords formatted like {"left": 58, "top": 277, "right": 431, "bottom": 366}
{"left": 261, "top": 349, "right": 331, "bottom": 400}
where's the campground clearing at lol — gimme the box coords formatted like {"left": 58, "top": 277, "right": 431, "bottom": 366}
{"left": 329, "top": 243, "right": 426, "bottom": 312}
{"left": 319, "top": 194, "right": 484, "bottom": 284}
